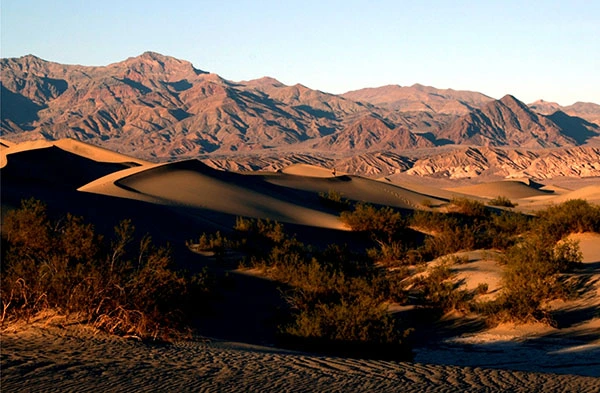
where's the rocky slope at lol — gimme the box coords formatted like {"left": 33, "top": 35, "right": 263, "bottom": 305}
{"left": 530, "top": 100, "right": 600, "bottom": 126}
{"left": 2, "top": 52, "right": 599, "bottom": 179}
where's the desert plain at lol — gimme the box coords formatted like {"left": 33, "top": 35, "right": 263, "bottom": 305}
{"left": 1, "top": 138, "right": 599, "bottom": 392}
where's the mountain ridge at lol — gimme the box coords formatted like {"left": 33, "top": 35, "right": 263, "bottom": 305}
{"left": 1, "top": 52, "right": 599, "bottom": 179}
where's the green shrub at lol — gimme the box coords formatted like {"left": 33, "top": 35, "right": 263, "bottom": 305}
{"left": 486, "top": 210, "right": 531, "bottom": 250}
{"left": 279, "top": 261, "right": 412, "bottom": 360}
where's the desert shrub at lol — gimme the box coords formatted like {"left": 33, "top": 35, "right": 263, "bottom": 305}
{"left": 418, "top": 225, "right": 477, "bottom": 260}
{"left": 367, "top": 240, "right": 406, "bottom": 266}
{"left": 187, "top": 231, "right": 229, "bottom": 256}
{"left": 1, "top": 199, "right": 208, "bottom": 340}
{"left": 488, "top": 196, "right": 517, "bottom": 208}
{"left": 412, "top": 206, "right": 531, "bottom": 257}
{"left": 229, "top": 218, "right": 412, "bottom": 359}
{"left": 475, "top": 283, "right": 489, "bottom": 295}
{"left": 340, "top": 203, "right": 405, "bottom": 242}
{"left": 486, "top": 210, "right": 531, "bottom": 250}
{"left": 411, "top": 262, "right": 472, "bottom": 313}
{"left": 421, "top": 198, "right": 433, "bottom": 208}
{"left": 485, "top": 236, "right": 582, "bottom": 323}
{"left": 534, "top": 199, "right": 600, "bottom": 243}
{"left": 319, "top": 190, "right": 351, "bottom": 211}
{"left": 232, "top": 217, "right": 291, "bottom": 257}
{"left": 279, "top": 261, "right": 412, "bottom": 360}
{"left": 450, "top": 197, "right": 488, "bottom": 217}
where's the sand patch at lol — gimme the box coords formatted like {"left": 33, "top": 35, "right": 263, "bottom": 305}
{"left": 3, "top": 322, "right": 599, "bottom": 392}
{"left": 281, "top": 163, "right": 338, "bottom": 178}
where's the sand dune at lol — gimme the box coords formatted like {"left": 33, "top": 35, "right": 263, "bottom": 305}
{"left": 93, "top": 160, "right": 347, "bottom": 230}
{"left": 446, "top": 180, "right": 553, "bottom": 200}
{"left": 0, "top": 138, "right": 149, "bottom": 169}
{"left": 281, "top": 163, "right": 339, "bottom": 177}
{"left": 545, "top": 185, "right": 600, "bottom": 205}
{"left": 52, "top": 138, "right": 151, "bottom": 166}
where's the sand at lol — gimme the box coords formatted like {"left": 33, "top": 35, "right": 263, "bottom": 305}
{"left": 2, "top": 138, "right": 600, "bottom": 392}
{"left": 0, "top": 138, "right": 150, "bottom": 169}
{"left": 281, "top": 163, "right": 339, "bottom": 178}
{"left": 2, "top": 322, "right": 599, "bottom": 393}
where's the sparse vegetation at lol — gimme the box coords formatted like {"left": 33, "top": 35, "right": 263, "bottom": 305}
{"left": 340, "top": 202, "right": 406, "bottom": 242}
{"left": 1, "top": 198, "right": 210, "bottom": 341}
{"left": 488, "top": 196, "right": 517, "bottom": 208}
{"left": 186, "top": 231, "right": 229, "bottom": 257}
{"left": 480, "top": 236, "right": 582, "bottom": 323}
{"left": 450, "top": 197, "right": 488, "bottom": 217}
{"left": 534, "top": 199, "right": 600, "bottom": 243}
{"left": 319, "top": 190, "right": 351, "bottom": 211}
{"left": 8, "top": 192, "right": 595, "bottom": 355}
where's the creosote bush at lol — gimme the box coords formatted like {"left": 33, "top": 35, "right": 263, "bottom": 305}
{"left": 225, "top": 216, "right": 413, "bottom": 359}
{"left": 488, "top": 196, "right": 517, "bottom": 208}
{"left": 450, "top": 197, "right": 488, "bottom": 217}
{"left": 479, "top": 236, "right": 582, "bottom": 324}
{"left": 318, "top": 190, "right": 351, "bottom": 211}
{"left": 186, "top": 231, "right": 229, "bottom": 257}
{"left": 340, "top": 203, "right": 406, "bottom": 245}
{"left": 410, "top": 261, "right": 473, "bottom": 313}
{"left": 1, "top": 199, "right": 209, "bottom": 341}
{"left": 534, "top": 199, "right": 600, "bottom": 243}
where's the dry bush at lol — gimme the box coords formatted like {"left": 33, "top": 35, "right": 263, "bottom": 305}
{"left": 318, "top": 190, "right": 351, "bottom": 211}
{"left": 187, "top": 231, "right": 229, "bottom": 257}
{"left": 1, "top": 199, "right": 208, "bottom": 341}
{"left": 488, "top": 196, "right": 517, "bottom": 208}
{"left": 230, "top": 217, "right": 413, "bottom": 359}
{"left": 482, "top": 236, "right": 582, "bottom": 324}
{"left": 535, "top": 199, "right": 600, "bottom": 243}
{"left": 340, "top": 203, "right": 405, "bottom": 242}
{"left": 410, "top": 262, "right": 473, "bottom": 313}
{"left": 450, "top": 197, "right": 488, "bottom": 217}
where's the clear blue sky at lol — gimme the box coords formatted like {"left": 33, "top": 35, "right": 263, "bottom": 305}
{"left": 2, "top": 0, "right": 598, "bottom": 105}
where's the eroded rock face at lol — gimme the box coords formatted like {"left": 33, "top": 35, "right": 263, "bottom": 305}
{"left": 2, "top": 53, "right": 599, "bottom": 180}
{"left": 405, "top": 146, "right": 600, "bottom": 180}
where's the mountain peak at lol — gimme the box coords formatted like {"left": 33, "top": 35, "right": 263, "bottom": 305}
{"left": 111, "top": 52, "right": 207, "bottom": 80}
{"left": 497, "top": 94, "right": 531, "bottom": 112}
{"left": 499, "top": 94, "right": 520, "bottom": 104}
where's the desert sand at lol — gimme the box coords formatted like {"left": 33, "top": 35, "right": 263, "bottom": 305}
{"left": 2, "top": 138, "right": 600, "bottom": 392}
{"left": 2, "top": 320, "right": 599, "bottom": 393}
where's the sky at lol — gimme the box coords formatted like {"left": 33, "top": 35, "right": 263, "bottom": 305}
{"left": 1, "top": 0, "right": 599, "bottom": 106}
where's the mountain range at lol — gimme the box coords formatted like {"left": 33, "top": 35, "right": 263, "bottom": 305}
{"left": 2, "top": 52, "right": 600, "bottom": 179}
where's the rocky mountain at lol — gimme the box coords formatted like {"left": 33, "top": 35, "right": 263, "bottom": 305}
{"left": 341, "top": 83, "right": 493, "bottom": 115}
{"left": 405, "top": 146, "right": 600, "bottom": 180}
{"left": 438, "top": 95, "right": 585, "bottom": 148}
{"left": 530, "top": 100, "right": 600, "bottom": 126}
{"left": 1, "top": 53, "right": 436, "bottom": 159}
{"left": 1, "top": 52, "right": 599, "bottom": 180}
